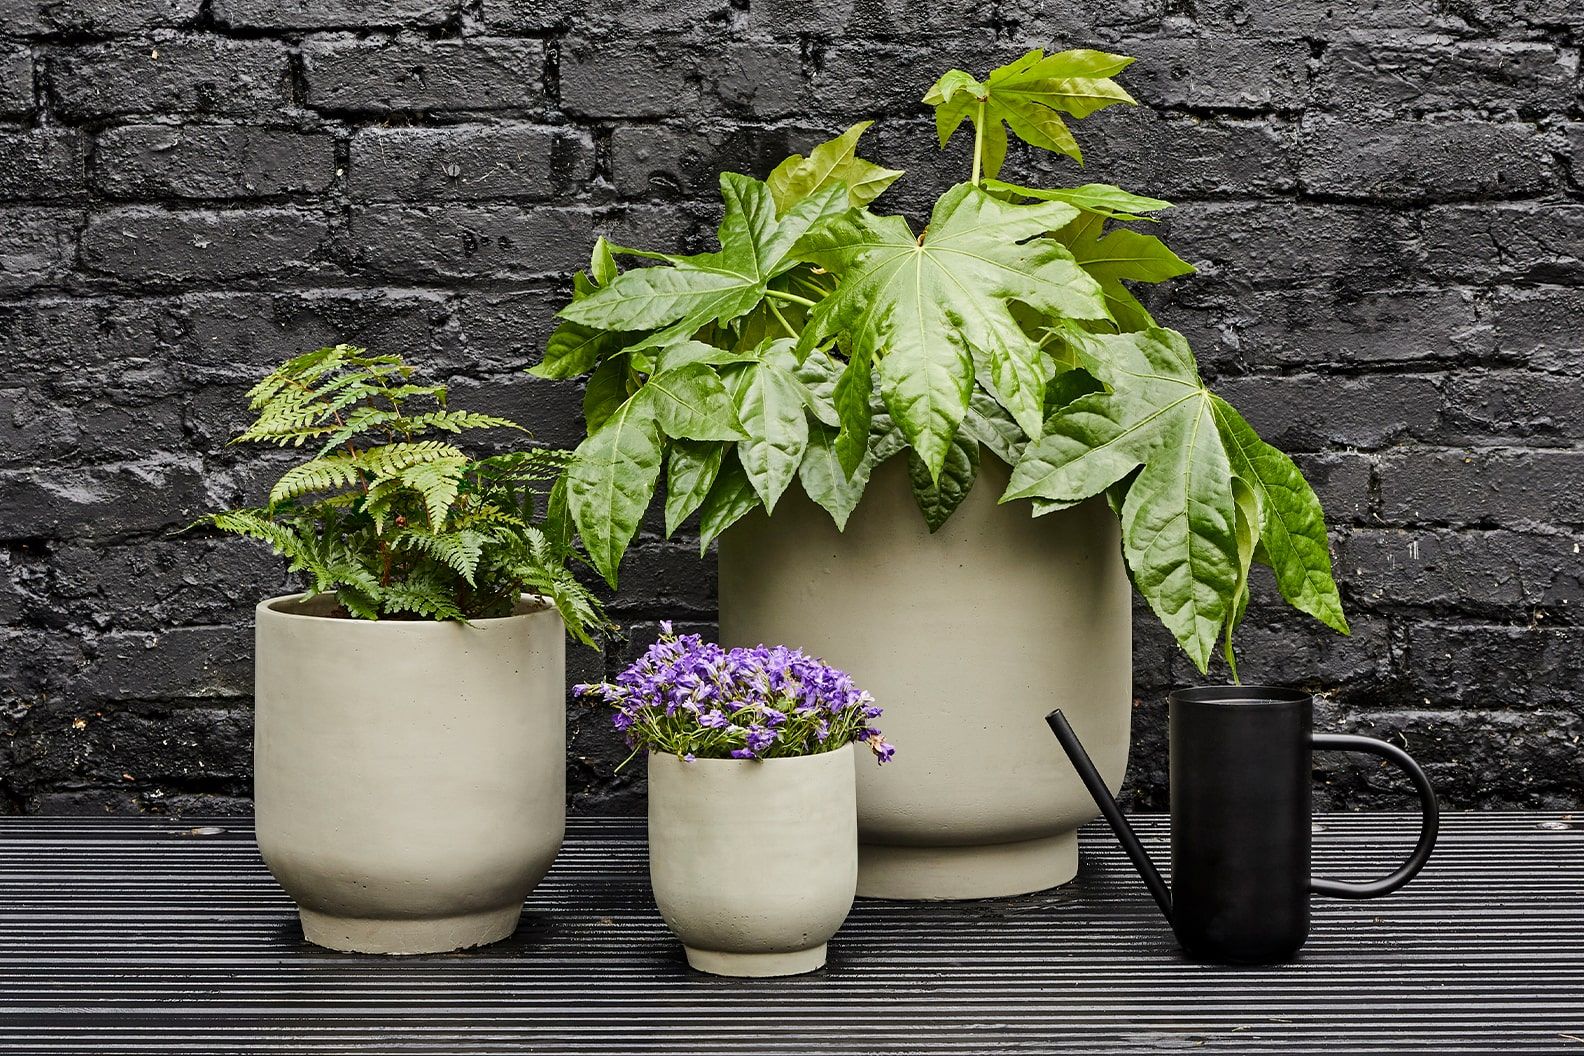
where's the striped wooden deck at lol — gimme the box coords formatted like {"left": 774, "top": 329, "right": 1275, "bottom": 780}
{"left": 0, "top": 813, "right": 1579, "bottom": 1053}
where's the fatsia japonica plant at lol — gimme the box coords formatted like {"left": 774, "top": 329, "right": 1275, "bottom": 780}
{"left": 534, "top": 48, "right": 1348, "bottom": 674}
{"left": 206, "top": 345, "right": 608, "bottom": 643}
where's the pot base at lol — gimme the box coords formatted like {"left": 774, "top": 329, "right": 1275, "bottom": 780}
{"left": 683, "top": 943, "right": 828, "bottom": 977}
{"left": 857, "top": 832, "right": 1078, "bottom": 900}
{"left": 299, "top": 905, "right": 522, "bottom": 955}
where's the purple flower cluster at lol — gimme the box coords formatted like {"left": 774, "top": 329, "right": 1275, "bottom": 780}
{"left": 575, "top": 622, "right": 894, "bottom": 765}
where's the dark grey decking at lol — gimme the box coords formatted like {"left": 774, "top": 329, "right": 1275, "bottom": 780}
{"left": 0, "top": 813, "right": 1579, "bottom": 1054}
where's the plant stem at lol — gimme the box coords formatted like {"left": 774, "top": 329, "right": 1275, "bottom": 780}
{"left": 767, "top": 300, "right": 800, "bottom": 340}
{"left": 971, "top": 99, "right": 986, "bottom": 186}
{"left": 764, "top": 288, "right": 818, "bottom": 309}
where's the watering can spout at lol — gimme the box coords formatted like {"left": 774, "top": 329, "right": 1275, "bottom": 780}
{"left": 1045, "top": 709, "right": 1174, "bottom": 923}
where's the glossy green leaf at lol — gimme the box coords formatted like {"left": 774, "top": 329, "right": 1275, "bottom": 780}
{"left": 1224, "top": 475, "right": 1261, "bottom": 683}
{"left": 697, "top": 454, "right": 763, "bottom": 552}
{"left": 582, "top": 356, "right": 630, "bottom": 432}
{"left": 767, "top": 121, "right": 904, "bottom": 215}
{"left": 1057, "top": 213, "right": 1195, "bottom": 333}
{"left": 962, "top": 388, "right": 1026, "bottom": 467}
{"left": 664, "top": 439, "right": 724, "bottom": 536}
{"left": 566, "top": 394, "right": 664, "bottom": 586}
{"left": 589, "top": 236, "right": 618, "bottom": 286}
{"left": 794, "top": 182, "right": 1109, "bottom": 480}
{"left": 1003, "top": 328, "right": 1240, "bottom": 671}
{"left": 1212, "top": 397, "right": 1349, "bottom": 636}
{"left": 799, "top": 424, "right": 875, "bottom": 530}
{"left": 832, "top": 347, "right": 873, "bottom": 477}
{"left": 729, "top": 358, "right": 812, "bottom": 510}
{"left": 642, "top": 363, "right": 746, "bottom": 442}
{"left": 790, "top": 348, "right": 843, "bottom": 427}
{"left": 558, "top": 175, "right": 845, "bottom": 348}
{"left": 909, "top": 428, "right": 980, "bottom": 532}
{"left": 985, "top": 179, "right": 1172, "bottom": 222}
{"left": 924, "top": 48, "right": 1137, "bottom": 174}
{"left": 531, "top": 320, "right": 629, "bottom": 380}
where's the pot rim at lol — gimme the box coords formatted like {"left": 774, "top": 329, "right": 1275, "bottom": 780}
{"left": 647, "top": 743, "right": 856, "bottom": 768}
{"left": 256, "top": 591, "right": 556, "bottom": 626}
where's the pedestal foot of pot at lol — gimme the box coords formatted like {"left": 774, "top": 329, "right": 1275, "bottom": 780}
{"left": 298, "top": 905, "right": 523, "bottom": 955}
{"left": 683, "top": 944, "right": 828, "bottom": 977}
{"left": 857, "top": 832, "right": 1079, "bottom": 900}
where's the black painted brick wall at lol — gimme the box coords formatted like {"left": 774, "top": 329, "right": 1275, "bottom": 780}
{"left": 1, "top": 0, "right": 1580, "bottom": 816}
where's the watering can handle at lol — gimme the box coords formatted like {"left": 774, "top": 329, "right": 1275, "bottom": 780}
{"left": 1308, "top": 733, "right": 1440, "bottom": 899}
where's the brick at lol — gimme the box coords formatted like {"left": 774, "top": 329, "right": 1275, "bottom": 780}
{"left": 349, "top": 204, "right": 592, "bottom": 281}
{"left": 52, "top": 537, "right": 283, "bottom": 631}
{"left": 302, "top": 36, "right": 543, "bottom": 114}
{"left": 0, "top": 297, "right": 179, "bottom": 398}
{"left": 77, "top": 627, "right": 252, "bottom": 702}
{"left": 1314, "top": 41, "right": 1576, "bottom": 117}
{"left": 445, "top": 371, "right": 585, "bottom": 449}
{"left": 1490, "top": 286, "right": 1584, "bottom": 372}
{"left": 1215, "top": 373, "right": 1443, "bottom": 451}
{"left": 1444, "top": 369, "right": 1584, "bottom": 442}
{"left": 1420, "top": 203, "right": 1584, "bottom": 285}
{"left": 1405, "top": 623, "right": 1582, "bottom": 707}
{"left": 0, "top": 456, "right": 207, "bottom": 540}
{"left": 448, "top": 289, "right": 561, "bottom": 373}
{"left": 46, "top": 36, "right": 291, "bottom": 119}
{"left": 1325, "top": 707, "right": 1583, "bottom": 808}
{"left": 1214, "top": 601, "right": 1391, "bottom": 686}
{"left": 1300, "top": 116, "right": 1552, "bottom": 202}
{"left": 1251, "top": 288, "right": 1487, "bottom": 370}
{"left": 560, "top": 38, "right": 701, "bottom": 119}
{"left": 9, "top": 704, "right": 251, "bottom": 793}
{"left": 1379, "top": 448, "right": 1584, "bottom": 527}
{"left": 1339, "top": 528, "right": 1581, "bottom": 613}
{"left": 0, "top": 130, "right": 87, "bottom": 202}
{"left": 1194, "top": 0, "right": 1475, "bottom": 37}
{"left": 175, "top": 289, "right": 447, "bottom": 385}
{"left": 1119, "top": 34, "right": 1309, "bottom": 111}
{"left": 713, "top": 43, "right": 805, "bottom": 120}
{"left": 0, "top": 0, "right": 197, "bottom": 35}
{"left": 94, "top": 125, "right": 336, "bottom": 200}
{"left": 609, "top": 124, "right": 822, "bottom": 200}
{"left": 486, "top": 0, "right": 730, "bottom": 31}
{"left": 213, "top": 0, "right": 454, "bottom": 29}
{"left": 0, "top": 209, "right": 80, "bottom": 296}
{"left": 1072, "top": 111, "right": 1298, "bottom": 199}
{"left": 1164, "top": 203, "right": 1420, "bottom": 287}
{"left": 349, "top": 125, "right": 590, "bottom": 202}
{"left": 1293, "top": 451, "right": 1373, "bottom": 525}
{"left": 0, "top": 46, "right": 32, "bottom": 118}
{"left": 78, "top": 207, "right": 333, "bottom": 287}
{"left": 808, "top": 40, "right": 1021, "bottom": 122}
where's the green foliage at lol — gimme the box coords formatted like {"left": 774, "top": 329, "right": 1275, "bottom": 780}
{"left": 206, "top": 345, "right": 609, "bottom": 643}
{"left": 533, "top": 53, "right": 1347, "bottom": 674}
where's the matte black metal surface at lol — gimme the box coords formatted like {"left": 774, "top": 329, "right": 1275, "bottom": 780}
{"left": 0, "top": 813, "right": 1580, "bottom": 1054}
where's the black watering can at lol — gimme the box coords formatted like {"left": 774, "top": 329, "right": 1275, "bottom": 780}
{"left": 1047, "top": 685, "right": 1439, "bottom": 964}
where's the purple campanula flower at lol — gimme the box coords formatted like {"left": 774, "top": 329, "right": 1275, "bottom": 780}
{"left": 579, "top": 624, "right": 889, "bottom": 764}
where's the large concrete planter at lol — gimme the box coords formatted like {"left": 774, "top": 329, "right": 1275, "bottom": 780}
{"left": 254, "top": 593, "right": 566, "bottom": 954}
{"left": 647, "top": 747, "right": 857, "bottom": 976}
{"left": 718, "top": 455, "right": 1131, "bottom": 900}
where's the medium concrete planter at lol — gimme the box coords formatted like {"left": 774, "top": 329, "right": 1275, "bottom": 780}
{"left": 647, "top": 747, "right": 857, "bottom": 976}
{"left": 718, "top": 455, "right": 1132, "bottom": 900}
{"left": 253, "top": 593, "right": 566, "bottom": 954}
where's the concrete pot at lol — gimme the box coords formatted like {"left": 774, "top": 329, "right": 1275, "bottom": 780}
{"left": 647, "top": 747, "right": 857, "bottom": 976}
{"left": 718, "top": 455, "right": 1132, "bottom": 900}
{"left": 254, "top": 593, "right": 566, "bottom": 954}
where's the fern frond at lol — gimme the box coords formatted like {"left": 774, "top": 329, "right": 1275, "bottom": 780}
{"left": 210, "top": 510, "right": 307, "bottom": 559}
{"left": 399, "top": 456, "right": 468, "bottom": 529}
{"left": 392, "top": 528, "right": 486, "bottom": 585}
{"left": 380, "top": 579, "right": 467, "bottom": 621}
{"left": 269, "top": 455, "right": 364, "bottom": 505}
{"left": 358, "top": 441, "right": 468, "bottom": 478}
{"left": 400, "top": 411, "right": 523, "bottom": 435}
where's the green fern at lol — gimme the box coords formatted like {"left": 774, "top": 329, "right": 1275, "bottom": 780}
{"left": 203, "top": 346, "right": 611, "bottom": 643}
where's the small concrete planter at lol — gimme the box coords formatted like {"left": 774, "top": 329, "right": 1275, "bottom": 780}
{"left": 253, "top": 593, "right": 566, "bottom": 955}
{"left": 647, "top": 747, "right": 858, "bottom": 977}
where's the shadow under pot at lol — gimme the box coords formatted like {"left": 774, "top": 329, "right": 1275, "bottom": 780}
{"left": 647, "top": 746, "right": 858, "bottom": 977}
{"left": 253, "top": 593, "right": 567, "bottom": 955}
